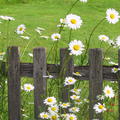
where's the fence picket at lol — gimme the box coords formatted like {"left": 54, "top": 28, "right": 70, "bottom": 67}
{"left": 60, "top": 48, "right": 74, "bottom": 102}
{"left": 89, "top": 48, "right": 103, "bottom": 120}
{"left": 5, "top": 46, "right": 120, "bottom": 120}
{"left": 33, "top": 47, "right": 47, "bottom": 120}
{"left": 7, "top": 46, "right": 21, "bottom": 120}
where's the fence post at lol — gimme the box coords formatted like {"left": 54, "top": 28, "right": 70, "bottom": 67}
{"left": 33, "top": 47, "right": 47, "bottom": 120}
{"left": 60, "top": 48, "right": 74, "bottom": 102}
{"left": 118, "top": 49, "right": 120, "bottom": 120}
{"left": 7, "top": 46, "right": 21, "bottom": 120}
{"left": 89, "top": 48, "right": 103, "bottom": 120}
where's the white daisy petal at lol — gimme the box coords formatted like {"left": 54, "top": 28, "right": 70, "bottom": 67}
{"left": 65, "top": 14, "right": 83, "bottom": 30}
{"left": 69, "top": 40, "right": 84, "bottom": 56}
{"left": 106, "top": 8, "right": 120, "bottom": 24}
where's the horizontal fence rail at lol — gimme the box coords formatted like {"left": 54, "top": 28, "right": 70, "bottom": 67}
{"left": 3, "top": 46, "right": 120, "bottom": 120}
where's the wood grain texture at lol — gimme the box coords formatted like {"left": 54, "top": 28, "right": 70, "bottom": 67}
{"left": 33, "top": 48, "right": 47, "bottom": 120}
{"left": 7, "top": 46, "right": 21, "bottom": 120}
{"left": 19, "top": 63, "right": 118, "bottom": 81}
{"left": 60, "top": 48, "right": 74, "bottom": 102}
{"left": 89, "top": 48, "right": 103, "bottom": 120}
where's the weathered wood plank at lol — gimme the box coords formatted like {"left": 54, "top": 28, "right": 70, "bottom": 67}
{"left": 60, "top": 48, "right": 74, "bottom": 102}
{"left": 7, "top": 46, "right": 21, "bottom": 120}
{"left": 33, "top": 47, "right": 47, "bottom": 120}
{"left": 19, "top": 63, "right": 117, "bottom": 81}
{"left": 89, "top": 48, "right": 103, "bottom": 120}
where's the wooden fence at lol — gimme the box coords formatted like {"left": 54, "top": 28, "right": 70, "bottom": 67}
{"left": 6, "top": 46, "right": 120, "bottom": 120}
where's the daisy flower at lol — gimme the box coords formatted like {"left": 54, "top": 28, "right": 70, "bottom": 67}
{"left": 48, "top": 105, "right": 59, "bottom": 113}
{"left": 43, "top": 75, "right": 54, "bottom": 79}
{"left": 0, "top": 16, "right": 15, "bottom": 21}
{"left": 69, "top": 107, "right": 80, "bottom": 113}
{"left": 39, "top": 112, "right": 49, "bottom": 119}
{"left": 40, "top": 35, "right": 49, "bottom": 39}
{"left": 109, "top": 61, "right": 118, "bottom": 65}
{"left": 16, "top": 24, "right": 26, "bottom": 34}
{"left": 60, "top": 102, "right": 70, "bottom": 108}
{"left": 36, "top": 27, "right": 45, "bottom": 31}
{"left": 44, "top": 97, "right": 57, "bottom": 106}
{"left": 0, "top": 52, "right": 5, "bottom": 56}
{"left": 70, "top": 95, "right": 80, "bottom": 100}
{"left": 80, "top": 0, "right": 88, "bottom": 3}
{"left": 73, "top": 72, "right": 82, "bottom": 77}
{"left": 65, "top": 14, "right": 82, "bottom": 30}
{"left": 106, "top": 8, "right": 120, "bottom": 24}
{"left": 111, "top": 67, "right": 120, "bottom": 73}
{"left": 28, "top": 53, "right": 33, "bottom": 57}
{"left": 64, "top": 77, "right": 77, "bottom": 86}
{"left": 93, "top": 103, "right": 106, "bottom": 113}
{"left": 83, "top": 98, "right": 89, "bottom": 103}
{"left": 66, "top": 114, "right": 77, "bottom": 120}
{"left": 97, "top": 95, "right": 105, "bottom": 100}
{"left": 69, "top": 40, "right": 84, "bottom": 56}
{"left": 23, "top": 83, "right": 34, "bottom": 92}
{"left": 98, "top": 35, "right": 109, "bottom": 42}
{"left": 70, "top": 88, "right": 81, "bottom": 95}
{"left": 107, "top": 40, "right": 115, "bottom": 46}
{"left": 20, "top": 36, "right": 30, "bottom": 40}
{"left": 103, "top": 85, "right": 114, "bottom": 98}
{"left": 49, "top": 113, "right": 59, "bottom": 120}
{"left": 60, "top": 18, "right": 66, "bottom": 24}
{"left": 104, "top": 57, "right": 110, "bottom": 60}
{"left": 74, "top": 99, "right": 82, "bottom": 105}
{"left": 51, "top": 33, "right": 61, "bottom": 41}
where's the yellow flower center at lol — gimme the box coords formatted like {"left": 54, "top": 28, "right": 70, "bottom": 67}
{"left": 26, "top": 86, "right": 32, "bottom": 90}
{"left": 71, "top": 19, "right": 77, "bottom": 24}
{"left": 63, "top": 103, "right": 67, "bottom": 106}
{"left": 102, "top": 37, "right": 106, "bottom": 40}
{"left": 47, "top": 98, "right": 53, "bottom": 102}
{"left": 72, "top": 107, "right": 77, "bottom": 111}
{"left": 69, "top": 116, "right": 74, "bottom": 120}
{"left": 68, "top": 79, "right": 73, "bottom": 82}
{"left": 43, "top": 114, "right": 48, "bottom": 118}
{"left": 73, "top": 96, "right": 77, "bottom": 99}
{"left": 54, "top": 36, "right": 59, "bottom": 39}
{"left": 98, "top": 105, "right": 104, "bottom": 109}
{"left": 114, "top": 68, "right": 118, "bottom": 72}
{"left": 51, "top": 107, "right": 57, "bottom": 111}
{"left": 110, "top": 14, "right": 115, "bottom": 19}
{"left": 106, "top": 90, "right": 111, "bottom": 94}
{"left": 75, "top": 99, "right": 81, "bottom": 102}
{"left": 0, "top": 52, "right": 4, "bottom": 55}
{"left": 75, "top": 72, "right": 80, "bottom": 75}
{"left": 19, "top": 27, "right": 23, "bottom": 31}
{"left": 73, "top": 88, "right": 77, "bottom": 92}
{"left": 73, "top": 45, "right": 80, "bottom": 51}
{"left": 51, "top": 115, "right": 57, "bottom": 120}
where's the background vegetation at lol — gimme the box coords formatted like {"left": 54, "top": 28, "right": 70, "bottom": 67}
{"left": 0, "top": 0, "right": 120, "bottom": 120}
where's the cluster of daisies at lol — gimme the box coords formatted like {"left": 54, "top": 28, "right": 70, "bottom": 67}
{"left": 98, "top": 34, "right": 120, "bottom": 48}
{"left": 39, "top": 76, "right": 89, "bottom": 120}
{"left": 94, "top": 85, "right": 115, "bottom": 114}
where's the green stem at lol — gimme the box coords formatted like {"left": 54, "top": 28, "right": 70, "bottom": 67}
{"left": 81, "top": 18, "right": 105, "bottom": 65}
{"left": 66, "top": 0, "right": 79, "bottom": 15}
{"left": 21, "top": 39, "right": 32, "bottom": 59}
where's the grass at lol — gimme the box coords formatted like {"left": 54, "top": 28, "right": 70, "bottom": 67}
{"left": 0, "top": 0, "right": 120, "bottom": 119}
{"left": 0, "top": 0, "right": 120, "bottom": 62}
